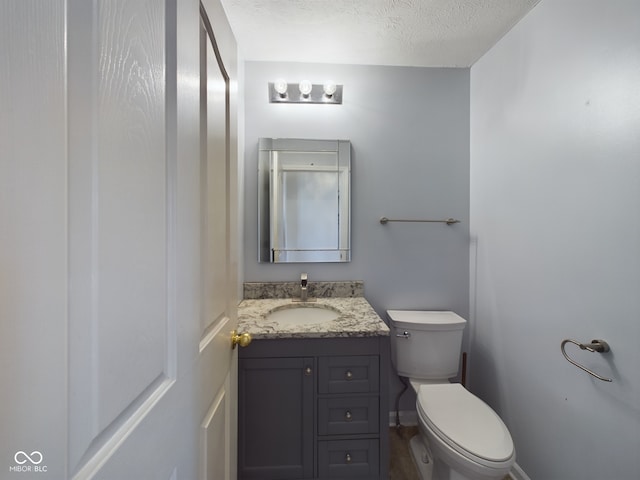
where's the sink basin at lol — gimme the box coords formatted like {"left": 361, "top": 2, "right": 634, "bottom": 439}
{"left": 266, "top": 304, "right": 340, "bottom": 325}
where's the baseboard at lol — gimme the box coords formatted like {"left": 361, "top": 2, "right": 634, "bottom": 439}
{"left": 389, "top": 410, "right": 418, "bottom": 427}
{"left": 508, "top": 463, "right": 531, "bottom": 480}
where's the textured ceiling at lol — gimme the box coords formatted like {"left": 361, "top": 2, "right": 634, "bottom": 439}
{"left": 220, "top": 0, "right": 541, "bottom": 67}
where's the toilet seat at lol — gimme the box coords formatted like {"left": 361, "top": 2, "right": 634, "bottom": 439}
{"left": 416, "top": 384, "right": 514, "bottom": 468}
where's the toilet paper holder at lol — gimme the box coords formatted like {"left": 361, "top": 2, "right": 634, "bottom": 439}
{"left": 561, "top": 339, "right": 612, "bottom": 382}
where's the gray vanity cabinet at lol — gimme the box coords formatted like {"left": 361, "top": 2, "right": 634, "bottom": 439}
{"left": 238, "top": 337, "right": 389, "bottom": 480}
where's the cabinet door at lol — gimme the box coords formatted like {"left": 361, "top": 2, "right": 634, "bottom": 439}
{"left": 239, "top": 357, "right": 314, "bottom": 479}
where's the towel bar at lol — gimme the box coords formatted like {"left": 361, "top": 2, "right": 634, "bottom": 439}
{"left": 379, "top": 216, "right": 460, "bottom": 225}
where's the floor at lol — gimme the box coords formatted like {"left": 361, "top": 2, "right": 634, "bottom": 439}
{"left": 388, "top": 425, "right": 512, "bottom": 480}
{"left": 389, "top": 425, "right": 421, "bottom": 480}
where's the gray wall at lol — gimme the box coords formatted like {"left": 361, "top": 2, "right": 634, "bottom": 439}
{"left": 243, "top": 62, "right": 470, "bottom": 410}
{"left": 470, "top": 1, "right": 640, "bottom": 479}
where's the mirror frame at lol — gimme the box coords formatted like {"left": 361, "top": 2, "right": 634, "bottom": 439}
{"left": 258, "top": 138, "right": 351, "bottom": 263}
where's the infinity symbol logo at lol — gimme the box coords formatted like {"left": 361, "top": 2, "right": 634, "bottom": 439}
{"left": 14, "top": 451, "right": 43, "bottom": 465}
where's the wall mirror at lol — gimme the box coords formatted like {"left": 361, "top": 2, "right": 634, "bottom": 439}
{"left": 258, "top": 138, "right": 351, "bottom": 263}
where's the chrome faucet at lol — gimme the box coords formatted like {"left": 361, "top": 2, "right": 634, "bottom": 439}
{"left": 300, "top": 273, "right": 308, "bottom": 302}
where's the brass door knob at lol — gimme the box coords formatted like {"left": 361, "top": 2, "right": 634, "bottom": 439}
{"left": 231, "top": 331, "right": 252, "bottom": 349}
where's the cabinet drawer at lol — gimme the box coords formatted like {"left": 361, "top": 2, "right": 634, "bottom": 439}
{"left": 318, "top": 356, "right": 379, "bottom": 394}
{"left": 318, "top": 439, "right": 379, "bottom": 478}
{"left": 318, "top": 397, "right": 379, "bottom": 435}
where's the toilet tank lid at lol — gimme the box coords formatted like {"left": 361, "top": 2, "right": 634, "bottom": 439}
{"left": 386, "top": 310, "right": 466, "bottom": 330}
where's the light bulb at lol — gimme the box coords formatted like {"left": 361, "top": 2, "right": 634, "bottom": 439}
{"left": 298, "top": 80, "right": 312, "bottom": 97}
{"left": 323, "top": 82, "right": 337, "bottom": 97}
{"left": 273, "top": 79, "right": 288, "bottom": 97}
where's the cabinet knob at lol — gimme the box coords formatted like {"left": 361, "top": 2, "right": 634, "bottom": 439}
{"left": 304, "top": 366, "right": 312, "bottom": 376}
{"left": 345, "top": 453, "right": 352, "bottom": 464}
{"left": 345, "top": 370, "right": 353, "bottom": 380}
{"left": 345, "top": 410, "right": 352, "bottom": 421}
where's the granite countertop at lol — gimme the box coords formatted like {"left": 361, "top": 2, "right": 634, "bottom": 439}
{"left": 237, "top": 297, "right": 390, "bottom": 340}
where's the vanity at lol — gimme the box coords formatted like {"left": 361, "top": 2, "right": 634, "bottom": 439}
{"left": 237, "top": 281, "right": 390, "bottom": 480}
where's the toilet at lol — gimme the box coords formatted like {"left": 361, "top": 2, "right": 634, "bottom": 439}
{"left": 388, "top": 310, "right": 515, "bottom": 480}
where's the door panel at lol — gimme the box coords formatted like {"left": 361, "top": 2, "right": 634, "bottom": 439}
{"left": 95, "top": 0, "right": 169, "bottom": 435}
{"left": 68, "top": 0, "right": 174, "bottom": 472}
{"left": 201, "top": 373, "right": 232, "bottom": 480}
{"left": 202, "top": 388, "right": 227, "bottom": 480}
{"left": 200, "top": 13, "right": 229, "bottom": 340}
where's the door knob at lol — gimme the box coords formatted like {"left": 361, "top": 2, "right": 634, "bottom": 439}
{"left": 231, "top": 331, "right": 252, "bottom": 349}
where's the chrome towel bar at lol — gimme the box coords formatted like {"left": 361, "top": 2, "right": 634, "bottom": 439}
{"left": 379, "top": 216, "right": 460, "bottom": 225}
{"left": 561, "top": 339, "right": 612, "bottom": 382}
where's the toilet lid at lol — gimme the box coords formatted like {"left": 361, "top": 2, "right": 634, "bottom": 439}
{"left": 417, "top": 384, "right": 514, "bottom": 464}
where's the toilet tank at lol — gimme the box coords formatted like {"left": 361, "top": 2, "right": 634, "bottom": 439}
{"left": 387, "top": 310, "right": 466, "bottom": 380}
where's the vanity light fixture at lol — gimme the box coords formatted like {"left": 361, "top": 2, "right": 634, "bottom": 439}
{"left": 268, "top": 80, "right": 343, "bottom": 104}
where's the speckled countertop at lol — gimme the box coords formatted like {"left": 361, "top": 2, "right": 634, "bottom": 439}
{"left": 238, "top": 282, "right": 389, "bottom": 339}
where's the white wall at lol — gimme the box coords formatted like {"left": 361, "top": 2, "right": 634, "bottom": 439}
{"left": 243, "top": 62, "right": 470, "bottom": 313}
{"left": 470, "top": 1, "right": 640, "bottom": 478}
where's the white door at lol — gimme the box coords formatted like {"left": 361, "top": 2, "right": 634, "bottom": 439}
{"left": 0, "top": 0, "right": 239, "bottom": 479}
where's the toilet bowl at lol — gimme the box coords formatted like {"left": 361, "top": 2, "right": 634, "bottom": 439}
{"left": 415, "top": 383, "right": 515, "bottom": 480}
{"left": 387, "top": 310, "right": 515, "bottom": 480}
